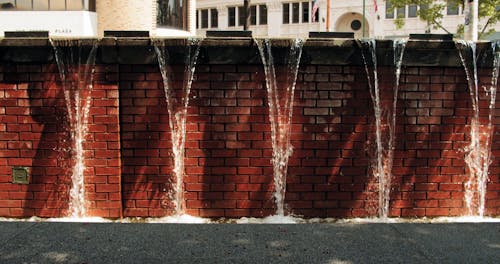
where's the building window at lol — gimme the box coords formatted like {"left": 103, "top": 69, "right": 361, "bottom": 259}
{"left": 0, "top": 0, "right": 94, "bottom": 11}
{"left": 259, "top": 5, "right": 267, "bottom": 25}
{"left": 0, "top": 1, "right": 14, "bottom": 9}
{"left": 396, "top": 6, "right": 405, "bottom": 18}
{"left": 200, "top": 9, "right": 208, "bottom": 28}
{"left": 238, "top": 6, "right": 245, "bottom": 26}
{"left": 385, "top": 2, "right": 394, "bottom": 19}
{"left": 283, "top": 3, "right": 290, "bottom": 24}
{"left": 210, "top": 8, "right": 218, "bottom": 28}
{"left": 228, "top": 7, "right": 236, "bottom": 27}
{"left": 282, "top": 1, "right": 317, "bottom": 24}
{"left": 250, "top": 5, "right": 257, "bottom": 25}
{"left": 447, "top": 1, "right": 459, "bottom": 15}
{"left": 196, "top": 10, "right": 199, "bottom": 28}
{"left": 302, "top": 2, "right": 309, "bottom": 23}
{"left": 351, "top": 20, "right": 362, "bottom": 31}
{"left": 292, "top": 2, "right": 299, "bottom": 23}
{"left": 408, "top": 5, "right": 417, "bottom": 18}
{"left": 157, "top": 0, "right": 187, "bottom": 30}
{"left": 9, "top": 0, "right": 31, "bottom": 10}
{"left": 312, "top": 6, "right": 319, "bottom": 22}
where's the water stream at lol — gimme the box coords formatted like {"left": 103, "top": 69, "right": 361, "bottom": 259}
{"left": 154, "top": 38, "right": 201, "bottom": 215}
{"left": 359, "top": 39, "right": 405, "bottom": 218}
{"left": 51, "top": 39, "right": 98, "bottom": 217}
{"left": 457, "top": 40, "right": 499, "bottom": 216}
{"left": 390, "top": 39, "right": 406, "bottom": 215}
{"left": 255, "top": 38, "right": 303, "bottom": 216}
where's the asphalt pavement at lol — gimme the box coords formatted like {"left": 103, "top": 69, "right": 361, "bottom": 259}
{"left": 0, "top": 221, "right": 499, "bottom": 263}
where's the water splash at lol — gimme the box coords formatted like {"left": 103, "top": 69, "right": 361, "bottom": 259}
{"left": 129, "top": 214, "right": 210, "bottom": 224}
{"left": 51, "top": 39, "right": 98, "bottom": 218}
{"left": 359, "top": 39, "right": 404, "bottom": 218}
{"left": 235, "top": 215, "right": 306, "bottom": 224}
{"left": 2, "top": 216, "right": 500, "bottom": 224}
{"left": 255, "top": 38, "right": 303, "bottom": 216}
{"left": 457, "top": 40, "right": 499, "bottom": 217}
{"left": 154, "top": 38, "right": 201, "bottom": 215}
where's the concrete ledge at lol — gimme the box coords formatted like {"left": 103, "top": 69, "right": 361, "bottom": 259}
{"left": 309, "top": 31, "right": 355, "bottom": 38}
{"left": 4, "top": 31, "right": 49, "bottom": 38}
{"left": 104, "top": 31, "right": 150, "bottom": 38}
{"left": 206, "top": 30, "right": 252, "bottom": 38}
{"left": 0, "top": 37, "right": 497, "bottom": 67}
{"left": 410, "top": 33, "right": 454, "bottom": 41}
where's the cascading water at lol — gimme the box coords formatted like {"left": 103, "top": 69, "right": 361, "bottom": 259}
{"left": 51, "top": 39, "right": 98, "bottom": 217}
{"left": 255, "top": 38, "right": 303, "bottom": 216}
{"left": 359, "top": 39, "right": 405, "bottom": 218}
{"left": 394, "top": 40, "right": 407, "bottom": 101}
{"left": 154, "top": 38, "right": 201, "bottom": 215}
{"left": 457, "top": 40, "right": 499, "bottom": 217}
{"left": 390, "top": 39, "right": 406, "bottom": 214}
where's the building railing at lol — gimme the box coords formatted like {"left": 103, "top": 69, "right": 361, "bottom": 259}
{"left": 0, "top": 0, "right": 96, "bottom": 11}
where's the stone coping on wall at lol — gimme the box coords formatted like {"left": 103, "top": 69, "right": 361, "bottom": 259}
{"left": 0, "top": 37, "right": 498, "bottom": 67}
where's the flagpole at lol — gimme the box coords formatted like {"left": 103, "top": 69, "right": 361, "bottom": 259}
{"left": 362, "top": 0, "right": 366, "bottom": 38}
{"left": 244, "top": 0, "right": 249, "bottom": 31}
{"left": 326, "top": 0, "right": 330, "bottom": 31}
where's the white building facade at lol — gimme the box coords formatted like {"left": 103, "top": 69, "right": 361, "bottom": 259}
{"left": 0, "top": 1, "right": 497, "bottom": 38}
{"left": 196, "top": 0, "right": 500, "bottom": 39}
{"left": 0, "top": 0, "right": 98, "bottom": 37}
{"left": 0, "top": 0, "right": 197, "bottom": 37}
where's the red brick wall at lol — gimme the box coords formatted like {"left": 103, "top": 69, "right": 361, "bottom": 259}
{"left": 1, "top": 59, "right": 499, "bottom": 219}
{"left": 0, "top": 64, "right": 121, "bottom": 218}
{"left": 119, "top": 64, "right": 173, "bottom": 217}
{"left": 393, "top": 67, "right": 500, "bottom": 217}
{"left": 118, "top": 63, "right": 499, "bottom": 218}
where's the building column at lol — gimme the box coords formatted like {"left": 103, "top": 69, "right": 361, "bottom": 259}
{"left": 319, "top": 0, "right": 326, "bottom": 32}
{"left": 188, "top": 0, "right": 196, "bottom": 35}
{"left": 217, "top": 5, "right": 228, "bottom": 30}
{"left": 267, "top": 2, "right": 281, "bottom": 37}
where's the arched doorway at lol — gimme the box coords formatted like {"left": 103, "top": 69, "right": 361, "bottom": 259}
{"left": 335, "top": 13, "right": 369, "bottom": 38}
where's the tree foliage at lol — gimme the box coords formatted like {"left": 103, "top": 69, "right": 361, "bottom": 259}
{"left": 387, "top": 0, "right": 500, "bottom": 38}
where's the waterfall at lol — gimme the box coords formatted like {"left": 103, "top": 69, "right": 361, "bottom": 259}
{"left": 359, "top": 39, "right": 405, "bottom": 218}
{"left": 457, "top": 40, "right": 499, "bottom": 216}
{"left": 51, "top": 39, "right": 98, "bottom": 218}
{"left": 154, "top": 38, "right": 201, "bottom": 215}
{"left": 256, "top": 38, "right": 303, "bottom": 216}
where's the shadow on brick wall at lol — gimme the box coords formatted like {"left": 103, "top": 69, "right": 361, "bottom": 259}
{"left": 290, "top": 65, "right": 374, "bottom": 218}
{"left": 196, "top": 63, "right": 278, "bottom": 218}
{"left": 25, "top": 65, "right": 69, "bottom": 217}
{"left": 119, "top": 64, "right": 174, "bottom": 217}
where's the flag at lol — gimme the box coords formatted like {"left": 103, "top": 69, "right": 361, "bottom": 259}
{"left": 373, "top": 0, "right": 378, "bottom": 12}
{"left": 312, "top": 0, "right": 319, "bottom": 22}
